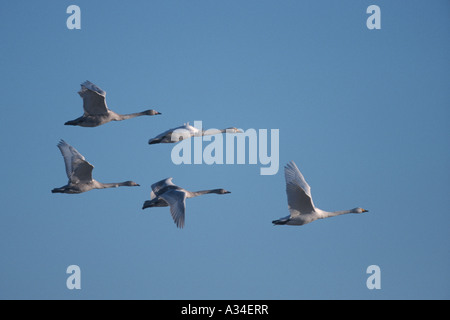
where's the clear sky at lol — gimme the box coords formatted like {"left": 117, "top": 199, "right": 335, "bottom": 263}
{"left": 0, "top": 0, "right": 449, "bottom": 300}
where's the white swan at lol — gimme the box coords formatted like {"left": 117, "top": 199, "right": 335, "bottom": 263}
{"left": 52, "top": 140, "right": 140, "bottom": 194}
{"left": 148, "top": 122, "right": 242, "bottom": 144}
{"left": 142, "top": 178, "right": 231, "bottom": 228}
{"left": 64, "top": 81, "right": 161, "bottom": 127}
{"left": 272, "top": 161, "right": 368, "bottom": 226}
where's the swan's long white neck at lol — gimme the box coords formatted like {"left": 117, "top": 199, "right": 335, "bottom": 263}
{"left": 187, "top": 189, "right": 223, "bottom": 198}
{"left": 114, "top": 111, "right": 148, "bottom": 121}
{"left": 201, "top": 128, "right": 227, "bottom": 136}
{"left": 319, "top": 209, "right": 355, "bottom": 219}
{"left": 95, "top": 181, "right": 133, "bottom": 189}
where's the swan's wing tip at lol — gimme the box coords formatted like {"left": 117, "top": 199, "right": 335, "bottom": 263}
{"left": 80, "top": 80, "right": 106, "bottom": 97}
{"left": 160, "top": 190, "right": 186, "bottom": 229}
{"left": 285, "top": 160, "right": 298, "bottom": 170}
{"left": 284, "top": 160, "right": 313, "bottom": 203}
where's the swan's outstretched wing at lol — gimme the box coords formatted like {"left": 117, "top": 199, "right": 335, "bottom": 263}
{"left": 159, "top": 190, "right": 187, "bottom": 228}
{"left": 78, "top": 81, "right": 109, "bottom": 115}
{"left": 150, "top": 177, "right": 175, "bottom": 199}
{"left": 285, "top": 161, "right": 315, "bottom": 216}
{"left": 71, "top": 160, "right": 94, "bottom": 183}
{"left": 57, "top": 140, "right": 94, "bottom": 183}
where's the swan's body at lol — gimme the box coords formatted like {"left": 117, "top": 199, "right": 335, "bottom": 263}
{"left": 142, "top": 178, "right": 230, "bottom": 228}
{"left": 272, "top": 161, "right": 368, "bottom": 226}
{"left": 65, "top": 81, "right": 161, "bottom": 127}
{"left": 52, "top": 140, "right": 140, "bottom": 194}
{"left": 148, "top": 123, "right": 242, "bottom": 144}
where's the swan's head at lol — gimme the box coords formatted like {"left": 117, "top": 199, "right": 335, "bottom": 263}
{"left": 124, "top": 181, "right": 140, "bottom": 187}
{"left": 215, "top": 189, "right": 231, "bottom": 194}
{"left": 353, "top": 207, "right": 369, "bottom": 214}
{"left": 144, "top": 109, "right": 162, "bottom": 116}
{"left": 226, "top": 127, "right": 243, "bottom": 133}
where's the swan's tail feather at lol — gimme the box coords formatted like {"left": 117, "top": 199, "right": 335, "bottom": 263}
{"left": 142, "top": 200, "right": 153, "bottom": 209}
{"left": 148, "top": 138, "right": 161, "bottom": 145}
{"left": 64, "top": 120, "right": 77, "bottom": 126}
{"left": 142, "top": 198, "right": 169, "bottom": 209}
{"left": 272, "top": 218, "right": 289, "bottom": 225}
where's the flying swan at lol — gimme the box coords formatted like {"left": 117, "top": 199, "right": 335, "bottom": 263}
{"left": 148, "top": 122, "right": 242, "bottom": 144}
{"left": 64, "top": 81, "right": 161, "bottom": 127}
{"left": 142, "top": 178, "right": 231, "bottom": 228}
{"left": 272, "top": 161, "right": 368, "bottom": 226}
{"left": 52, "top": 140, "right": 140, "bottom": 194}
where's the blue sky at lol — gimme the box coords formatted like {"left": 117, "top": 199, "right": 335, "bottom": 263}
{"left": 0, "top": 0, "right": 449, "bottom": 299}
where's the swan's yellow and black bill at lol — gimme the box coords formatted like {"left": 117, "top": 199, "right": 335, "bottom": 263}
{"left": 362, "top": 209, "right": 369, "bottom": 212}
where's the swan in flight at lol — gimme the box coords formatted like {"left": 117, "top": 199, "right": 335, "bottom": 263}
{"left": 64, "top": 81, "right": 161, "bottom": 127}
{"left": 148, "top": 122, "right": 243, "bottom": 144}
{"left": 52, "top": 140, "right": 140, "bottom": 194}
{"left": 142, "top": 178, "right": 231, "bottom": 228}
{"left": 272, "top": 161, "right": 368, "bottom": 226}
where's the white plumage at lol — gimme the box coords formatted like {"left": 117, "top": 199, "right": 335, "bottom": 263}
{"left": 52, "top": 140, "right": 140, "bottom": 194}
{"left": 273, "top": 161, "right": 368, "bottom": 226}
{"left": 143, "top": 178, "right": 231, "bottom": 228}
{"left": 148, "top": 122, "right": 243, "bottom": 145}
{"left": 64, "top": 81, "right": 161, "bottom": 127}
